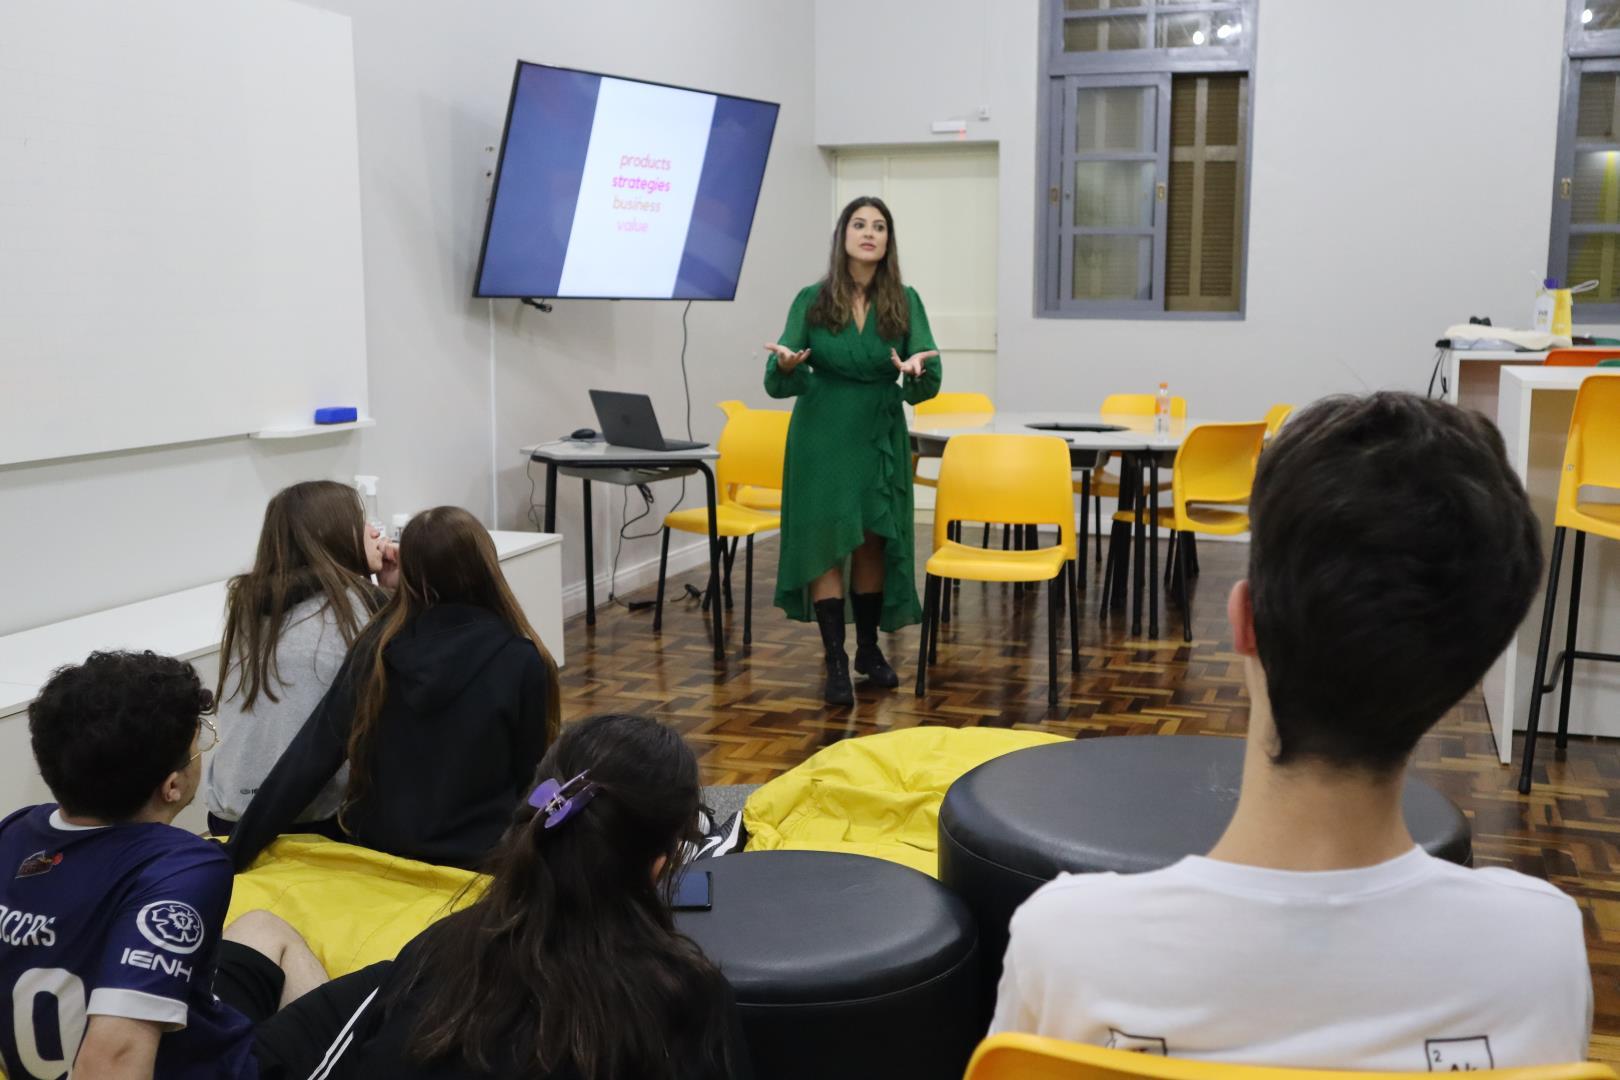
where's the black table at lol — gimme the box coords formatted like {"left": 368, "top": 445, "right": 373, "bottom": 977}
{"left": 522, "top": 439, "right": 725, "bottom": 660}
{"left": 676, "top": 851, "right": 981, "bottom": 1080}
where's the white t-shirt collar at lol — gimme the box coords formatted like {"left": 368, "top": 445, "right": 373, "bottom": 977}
{"left": 1168, "top": 845, "right": 1436, "bottom": 900}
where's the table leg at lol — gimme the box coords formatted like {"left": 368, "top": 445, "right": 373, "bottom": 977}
{"left": 1131, "top": 455, "right": 1144, "bottom": 637}
{"left": 1149, "top": 456, "right": 1160, "bottom": 640}
{"left": 543, "top": 462, "right": 558, "bottom": 533}
{"left": 698, "top": 463, "right": 724, "bottom": 661}
{"left": 583, "top": 478, "right": 595, "bottom": 627}
{"left": 1078, "top": 470, "right": 1090, "bottom": 584}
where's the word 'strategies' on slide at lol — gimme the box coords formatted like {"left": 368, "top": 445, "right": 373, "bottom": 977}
{"left": 476, "top": 64, "right": 779, "bottom": 301}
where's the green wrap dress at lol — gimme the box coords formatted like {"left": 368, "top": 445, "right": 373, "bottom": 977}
{"left": 764, "top": 283, "right": 943, "bottom": 632}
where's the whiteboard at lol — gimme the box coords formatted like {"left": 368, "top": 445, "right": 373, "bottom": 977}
{"left": 0, "top": 0, "right": 368, "bottom": 466}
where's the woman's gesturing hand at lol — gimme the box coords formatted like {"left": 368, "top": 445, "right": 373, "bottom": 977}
{"left": 765, "top": 342, "right": 811, "bottom": 373}
{"left": 890, "top": 348, "right": 937, "bottom": 378}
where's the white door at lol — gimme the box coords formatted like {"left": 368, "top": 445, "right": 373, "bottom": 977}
{"left": 832, "top": 146, "right": 999, "bottom": 402}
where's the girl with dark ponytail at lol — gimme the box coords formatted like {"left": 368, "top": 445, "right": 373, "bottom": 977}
{"left": 320, "top": 714, "right": 750, "bottom": 1080}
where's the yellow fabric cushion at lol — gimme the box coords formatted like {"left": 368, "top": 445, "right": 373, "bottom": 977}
{"left": 226, "top": 836, "right": 484, "bottom": 977}
{"left": 742, "top": 726, "right": 1067, "bottom": 877}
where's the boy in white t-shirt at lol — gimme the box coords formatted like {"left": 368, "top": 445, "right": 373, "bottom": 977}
{"left": 990, "top": 393, "right": 1592, "bottom": 1069}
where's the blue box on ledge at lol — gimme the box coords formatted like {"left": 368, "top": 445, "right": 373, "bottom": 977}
{"left": 314, "top": 407, "right": 359, "bottom": 425}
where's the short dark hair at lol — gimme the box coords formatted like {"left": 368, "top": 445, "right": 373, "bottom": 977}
{"left": 29, "top": 651, "right": 211, "bottom": 820}
{"left": 1248, "top": 393, "right": 1541, "bottom": 772}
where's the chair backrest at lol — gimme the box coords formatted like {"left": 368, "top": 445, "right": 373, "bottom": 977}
{"left": 964, "top": 1033, "right": 1617, "bottom": 1080}
{"left": 934, "top": 434, "right": 1075, "bottom": 558}
{"left": 1545, "top": 348, "right": 1620, "bottom": 367}
{"left": 1557, "top": 374, "right": 1620, "bottom": 525}
{"left": 1171, "top": 421, "right": 1269, "bottom": 513}
{"left": 1100, "top": 393, "right": 1189, "bottom": 419}
{"left": 717, "top": 399, "right": 748, "bottom": 419}
{"left": 1263, "top": 403, "right": 1293, "bottom": 438}
{"left": 716, "top": 407, "right": 791, "bottom": 498}
{"left": 917, "top": 392, "right": 996, "bottom": 416}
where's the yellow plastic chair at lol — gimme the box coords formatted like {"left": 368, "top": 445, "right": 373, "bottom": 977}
{"left": 717, "top": 400, "right": 783, "bottom": 512}
{"left": 655, "top": 406, "right": 788, "bottom": 648}
{"left": 1517, "top": 374, "right": 1620, "bottom": 793}
{"left": 1264, "top": 402, "right": 1293, "bottom": 439}
{"left": 917, "top": 434, "right": 1079, "bottom": 707}
{"left": 914, "top": 393, "right": 997, "bottom": 549}
{"left": 963, "top": 1033, "right": 1615, "bottom": 1080}
{"left": 1087, "top": 393, "right": 1189, "bottom": 565}
{"left": 1113, "top": 421, "right": 1266, "bottom": 642}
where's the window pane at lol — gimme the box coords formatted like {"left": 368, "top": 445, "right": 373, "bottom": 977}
{"left": 1578, "top": 72, "right": 1620, "bottom": 142}
{"left": 1157, "top": 10, "right": 1245, "bottom": 48}
{"left": 1582, "top": 1, "right": 1620, "bottom": 33}
{"left": 1075, "top": 87, "right": 1155, "bottom": 153}
{"left": 1074, "top": 162, "right": 1156, "bottom": 227}
{"left": 1064, "top": 0, "right": 1140, "bottom": 9}
{"left": 1573, "top": 151, "right": 1620, "bottom": 224}
{"left": 1073, "top": 235, "right": 1151, "bottom": 300}
{"left": 1166, "top": 74, "right": 1246, "bottom": 313}
{"left": 1063, "top": 15, "right": 1148, "bottom": 52}
{"left": 1568, "top": 232, "right": 1620, "bottom": 302}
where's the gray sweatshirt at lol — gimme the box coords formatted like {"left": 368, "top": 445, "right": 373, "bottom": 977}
{"left": 205, "top": 592, "right": 368, "bottom": 823}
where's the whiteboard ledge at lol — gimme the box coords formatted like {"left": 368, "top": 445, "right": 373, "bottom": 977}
{"left": 249, "top": 418, "right": 376, "bottom": 440}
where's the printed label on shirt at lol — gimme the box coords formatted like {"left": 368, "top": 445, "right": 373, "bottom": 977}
{"left": 1107, "top": 1030, "right": 1169, "bottom": 1055}
{"left": 120, "top": 947, "right": 194, "bottom": 982}
{"left": 1426, "top": 1036, "right": 1494, "bottom": 1072}
{"left": 135, "top": 900, "right": 205, "bottom": 955}
{"left": 0, "top": 905, "right": 56, "bottom": 947}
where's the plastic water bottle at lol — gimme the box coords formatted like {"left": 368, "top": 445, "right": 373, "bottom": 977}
{"left": 1155, "top": 383, "right": 1171, "bottom": 435}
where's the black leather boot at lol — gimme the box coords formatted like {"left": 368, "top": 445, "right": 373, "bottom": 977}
{"left": 851, "top": 592, "right": 899, "bottom": 688}
{"left": 814, "top": 597, "right": 854, "bottom": 706}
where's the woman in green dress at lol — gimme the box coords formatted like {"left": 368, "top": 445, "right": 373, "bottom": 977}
{"left": 763, "top": 196, "right": 942, "bottom": 705}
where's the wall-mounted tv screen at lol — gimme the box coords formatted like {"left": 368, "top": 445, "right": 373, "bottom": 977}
{"left": 474, "top": 62, "right": 780, "bottom": 301}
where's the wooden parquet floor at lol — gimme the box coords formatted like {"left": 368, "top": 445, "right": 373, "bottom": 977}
{"left": 560, "top": 532, "right": 1620, "bottom": 1063}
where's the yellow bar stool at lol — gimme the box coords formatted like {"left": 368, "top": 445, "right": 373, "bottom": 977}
{"left": 1114, "top": 421, "right": 1267, "bottom": 642}
{"left": 963, "top": 1033, "right": 1617, "bottom": 1080}
{"left": 916, "top": 433, "right": 1079, "bottom": 708}
{"left": 654, "top": 405, "right": 789, "bottom": 649}
{"left": 1517, "top": 374, "right": 1620, "bottom": 793}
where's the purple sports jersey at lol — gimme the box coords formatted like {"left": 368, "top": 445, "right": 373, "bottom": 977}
{"left": 0, "top": 805, "right": 256, "bottom": 1079}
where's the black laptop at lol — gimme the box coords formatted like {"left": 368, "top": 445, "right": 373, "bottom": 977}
{"left": 589, "top": 390, "right": 706, "bottom": 452}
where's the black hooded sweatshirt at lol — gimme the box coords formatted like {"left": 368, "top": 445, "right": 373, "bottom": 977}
{"left": 226, "top": 604, "right": 553, "bottom": 872}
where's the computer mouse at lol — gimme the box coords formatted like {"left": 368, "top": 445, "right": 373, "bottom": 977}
{"left": 569, "top": 428, "right": 597, "bottom": 440}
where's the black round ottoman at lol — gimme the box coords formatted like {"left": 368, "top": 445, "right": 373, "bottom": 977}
{"left": 938, "top": 735, "right": 1471, "bottom": 1014}
{"left": 675, "top": 850, "right": 979, "bottom": 1080}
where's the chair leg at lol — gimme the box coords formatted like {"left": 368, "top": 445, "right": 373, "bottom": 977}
{"left": 1555, "top": 530, "right": 1586, "bottom": 750}
{"left": 1177, "top": 531, "right": 1193, "bottom": 643}
{"left": 941, "top": 561, "right": 953, "bottom": 624}
{"left": 1047, "top": 570, "right": 1060, "bottom": 708}
{"left": 916, "top": 574, "right": 939, "bottom": 696}
{"left": 1002, "top": 523, "right": 1010, "bottom": 550}
{"left": 1187, "top": 534, "right": 1201, "bottom": 578}
{"left": 1095, "top": 490, "right": 1105, "bottom": 566}
{"left": 743, "top": 535, "right": 754, "bottom": 648}
{"left": 1100, "top": 531, "right": 1116, "bottom": 624}
{"left": 1518, "top": 527, "right": 1568, "bottom": 794}
{"left": 1068, "top": 560, "right": 1081, "bottom": 673}
{"left": 1079, "top": 472, "right": 1091, "bottom": 580}
{"left": 723, "top": 537, "right": 737, "bottom": 610}
{"left": 982, "top": 522, "right": 991, "bottom": 548}
{"left": 652, "top": 527, "right": 670, "bottom": 632}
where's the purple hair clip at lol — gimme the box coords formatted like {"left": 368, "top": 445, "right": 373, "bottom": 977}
{"left": 527, "top": 770, "right": 599, "bottom": 829}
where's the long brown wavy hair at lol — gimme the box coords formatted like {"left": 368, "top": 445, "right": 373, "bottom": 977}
{"left": 806, "top": 195, "right": 910, "bottom": 340}
{"left": 341, "top": 506, "right": 561, "bottom": 826}
{"left": 216, "top": 481, "right": 382, "bottom": 711}
{"left": 402, "top": 714, "right": 733, "bottom": 1079}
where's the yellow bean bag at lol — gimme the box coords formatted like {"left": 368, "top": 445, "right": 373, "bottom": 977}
{"left": 226, "top": 835, "right": 484, "bottom": 978}
{"left": 742, "top": 726, "right": 1067, "bottom": 877}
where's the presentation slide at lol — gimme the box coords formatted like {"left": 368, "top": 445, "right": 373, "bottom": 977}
{"left": 476, "top": 64, "right": 779, "bottom": 301}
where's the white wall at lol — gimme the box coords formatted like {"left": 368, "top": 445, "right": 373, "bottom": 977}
{"left": 814, "top": 0, "right": 1572, "bottom": 420}
{"left": 1, "top": 0, "right": 826, "bottom": 636}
